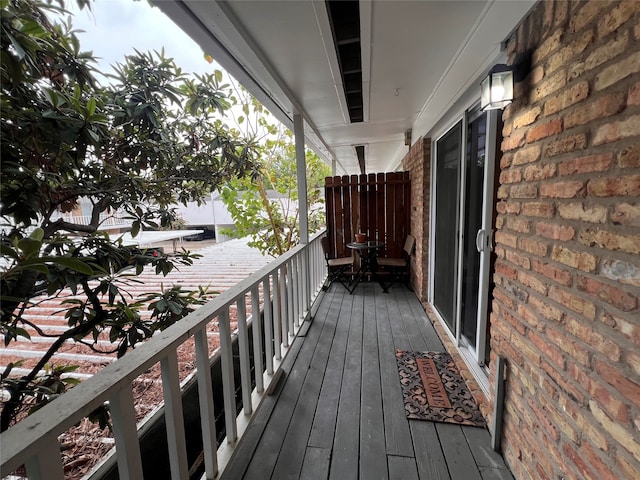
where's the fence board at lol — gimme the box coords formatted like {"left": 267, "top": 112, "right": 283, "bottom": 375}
{"left": 324, "top": 172, "right": 411, "bottom": 260}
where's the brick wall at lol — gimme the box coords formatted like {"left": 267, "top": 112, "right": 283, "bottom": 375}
{"left": 492, "top": 1, "right": 640, "bottom": 479}
{"left": 402, "top": 137, "right": 431, "bottom": 303}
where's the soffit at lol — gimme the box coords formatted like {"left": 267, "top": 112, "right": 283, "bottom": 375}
{"left": 155, "top": 0, "right": 536, "bottom": 175}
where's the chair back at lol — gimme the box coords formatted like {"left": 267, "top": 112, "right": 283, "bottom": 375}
{"left": 403, "top": 235, "right": 416, "bottom": 257}
{"left": 321, "top": 236, "right": 331, "bottom": 261}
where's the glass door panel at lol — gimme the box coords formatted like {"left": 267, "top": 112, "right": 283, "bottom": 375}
{"left": 433, "top": 121, "right": 462, "bottom": 332}
{"left": 460, "top": 113, "right": 486, "bottom": 348}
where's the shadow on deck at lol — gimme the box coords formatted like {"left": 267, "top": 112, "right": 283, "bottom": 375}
{"left": 220, "top": 282, "right": 514, "bottom": 480}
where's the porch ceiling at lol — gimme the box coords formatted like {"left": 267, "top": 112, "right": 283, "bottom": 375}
{"left": 154, "top": 0, "right": 535, "bottom": 175}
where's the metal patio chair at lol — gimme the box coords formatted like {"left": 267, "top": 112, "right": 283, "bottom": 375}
{"left": 378, "top": 234, "right": 415, "bottom": 292}
{"left": 321, "top": 236, "right": 354, "bottom": 291}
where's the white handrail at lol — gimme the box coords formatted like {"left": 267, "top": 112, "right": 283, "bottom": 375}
{"left": 0, "top": 231, "right": 328, "bottom": 479}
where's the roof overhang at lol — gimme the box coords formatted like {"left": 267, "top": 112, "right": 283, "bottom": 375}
{"left": 154, "top": 0, "right": 536, "bottom": 174}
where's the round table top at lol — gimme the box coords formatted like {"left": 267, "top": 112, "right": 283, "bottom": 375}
{"left": 346, "top": 241, "right": 386, "bottom": 250}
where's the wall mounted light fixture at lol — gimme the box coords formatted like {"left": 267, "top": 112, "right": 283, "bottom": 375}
{"left": 480, "top": 64, "right": 514, "bottom": 110}
{"left": 480, "top": 51, "right": 532, "bottom": 111}
{"left": 404, "top": 129, "right": 412, "bottom": 146}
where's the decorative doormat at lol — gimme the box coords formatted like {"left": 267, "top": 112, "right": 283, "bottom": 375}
{"left": 395, "top": 350, "right": 486, "bottom": 427}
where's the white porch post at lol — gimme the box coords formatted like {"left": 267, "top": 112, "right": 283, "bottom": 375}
{"left": 294, "top": 113, "right": 311, "bottom": 316}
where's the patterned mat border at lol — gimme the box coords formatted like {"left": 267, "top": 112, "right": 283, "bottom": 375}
{"left": 395, "top": 350, "right": 486, "bottom": 428}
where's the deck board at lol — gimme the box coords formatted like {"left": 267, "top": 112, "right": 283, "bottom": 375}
{"left": 359, "top": 285, "right": 388, "bottom": 480}
{"left": 220, "top": 283, "right": 513, "bottom": 480}
{"left": 329, "top": 291, "right": 363, "bottom": 480}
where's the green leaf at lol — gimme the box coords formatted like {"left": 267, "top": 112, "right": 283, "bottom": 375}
{"left": 87, "top": 97, "right": 96, "bottom": 116}
{"left": 48, "top": 257, "right": 94, "bottom": 275}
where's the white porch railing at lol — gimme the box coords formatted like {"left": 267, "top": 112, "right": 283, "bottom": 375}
{"left": 0, "top": 231, "right": 328, "bottom": 479}
{"left": 49, "top": 212, "right": 132, "bottom": 230}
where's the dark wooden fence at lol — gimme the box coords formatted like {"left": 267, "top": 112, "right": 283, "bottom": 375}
{"left": 325, "top": 171, "right": 411, "bottom": 260}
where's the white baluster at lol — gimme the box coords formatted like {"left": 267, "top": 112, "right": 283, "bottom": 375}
{"left": 161, "top": 350, "right": 189, "bottom": 479}
{"left": 194, "top": 327, "right": 218, "bottom": 478}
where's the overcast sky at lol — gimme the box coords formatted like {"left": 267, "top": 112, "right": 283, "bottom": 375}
{"left": 69, "top": 0, "right": 221, "bottom": 80}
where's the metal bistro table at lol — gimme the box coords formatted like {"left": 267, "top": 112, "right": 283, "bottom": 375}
{"left": 346, "top": 240, "right": 386, "bottom": 294}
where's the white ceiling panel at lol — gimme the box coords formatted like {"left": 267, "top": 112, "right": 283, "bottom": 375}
{"left": 155, "top": 0, "right": 536, "bottom": 174}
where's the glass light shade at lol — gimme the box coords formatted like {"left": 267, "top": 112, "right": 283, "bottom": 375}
{"left": 480, "top": 66, "right": 514, "bottom": 111}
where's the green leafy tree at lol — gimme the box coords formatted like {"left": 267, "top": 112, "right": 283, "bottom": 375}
{"left": 0, "top": 0, "right": 259, "bottom": 431}
{"left": 219, "top": 83, "right": 331, "bottom": 257}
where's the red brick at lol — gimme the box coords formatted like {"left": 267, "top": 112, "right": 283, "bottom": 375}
{"left": 566, "top": 92, "right": 627, "bottom": 129}
{"left": 590, "top": 383, "right": 629, "bottom": 422}
{"left": 569, "top": 30, "right": 630, "bottom": 80}
{"left": 549, "top": 286, "right": 597, "bottom": 320}
{"left": 494, "top": 288, "right": 515, "bottom": 311}
{"left": 502, "top": 131, "right": 526, "bottom": 151}
{"left": 544, "top": 81, "right": 589, "bottom": 115}
{"left": 593, "top": 115, "right": 640, "bottom": 145}
{"left": 517, "top": 303, "right": 545, "bottom": 331}
{"left": 512, "top": 332, "right": 541, "bottom": 365}
{"left": 626, "top": 351, "right": 640, "bottom": 377}
{"left": 545, "top": 400, "right": 580, "bottom": 444}
{"left": 513, "top": 145, "right": 542, "bottom": 165}
{"left": 530, "top": 294, "right": 564, "bottom": 322}
{"left": 510, "top": 184, "right": 538, "bottom": 199}
{"left": 500, "top": 168, "right": 522, "bottom": 184}
{"left": 590, "top": 400, "right": 640, "bottom": 462}
{"left": 540, "top": 180, "right": 585, "bottom": 198}
{"left": 502, "top": 121, "right": 513, "bottom": 137}
{"left": 563, "top": 442, "right": 596, "bottom": 480}
{"left": 616, "top": 451, "right": 640, "bottom": 480}
{"left": 544, "top": 134, "right": 587, "bottom": 157}
{"left": 529, "top": 329, "right": 564, "bottom": 368}
{"left": 495, "top": 230, "right": 518, "bottom": 249}
{"left": 513, "top": 106, "right": 542, "bottom": 129}
{"left": 587, "top": 175, "right": 640, "bottom": 196}
{"left": 577, "top": 275, "right": 638, "bottom": 311}
{"left": 504, "top": 280, "right": 529, "bottom": 303}
{"left": 519, "top": 270, "right": 548, "bottom": 295}
{"left": 500, "top": 152, "right": 513, "bottom": 169}
{"left": 542, "top": 360, "right": 585, "bottom": 404}
{"left": 611, "top": 202, "right": 640, "bottom": 226}
{"left": 582, "top": 441, "right": 616, "bottom": 480}
{"left": 557, "top": 202, "right": 607, "bottom": 223}
{"left": 599, "top": 310, "right": 640, "bottom": 345}
{"left": 519, "top": 237, "right": 548, "bottom": 257}
{"left": 618, "top": 145, "right": 640, "bottom": 168}
{"left": 526, "top": 118, "right": 563, "bottom": 142}
{"left": 531, "top": 70, "right": 567, "bottom": 103}
{"left": 558, "top": 153, "right": 614, "bottom": 175}
{"left": 536, "top": 221, "right": 575, "bottom": 241}
{"left": 523, "top": 163, "right": 557, "bottom": 181}
{"left": 497, "top": 200, "right": 521, "bottom": 215}
{"left": 506, "top": 249, "right": 531, "bottom": 269}
{"left": 629, "top": 81, "right": 640, "bottom": 106}
{"left": 571, "top": 0, "right": 610, "bottom": 33}
{"left": 504, "top": 306, "right": 528, "bottom": 335}
{"left": 566, "top": 316, "right": 623, "bottom": 362}
{"left": 548, "top": 328, "right": 590, "bottom": 365}
{"left": 595, "top": 51, "right": 640, "bottom": 90}
{"left": 506, "top": 217, "right": 530, "bottom": 233}
{"left": 600, "top": 259, "right": 640, "bottom": 288}
{"left": 549, "top": 30, "right": 594, "bottom": 73}
{"left": 533, "top": 28, "right": 563, "bottom": 63}
{"left": 598, "top": 0, "right": 638, "bottom": 38}
{"left": 578, "top": 229, "right": 640, "bottom": 255}
{"left": 594, "top": 357, "right": 640, "bottom": 403}
{"left": 496, "top": 260, "right": 518, "bottom": 280}
{"left": 522, "top": 202, "right": 555, "bottom": 218}
{"left": 532, "top": 259, "right": 573, "bottom": 286}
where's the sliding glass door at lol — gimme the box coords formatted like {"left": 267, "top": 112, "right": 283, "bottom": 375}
{"left": 432, "top": 122, "right": 462, "bottom": 332}
{"left": 431, "top": 107, "right": 499, "bottom": 373}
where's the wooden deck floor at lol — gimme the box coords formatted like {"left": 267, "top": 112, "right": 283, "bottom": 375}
{"left": 220, "top": 282, "right": 514, "bottom": 480}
